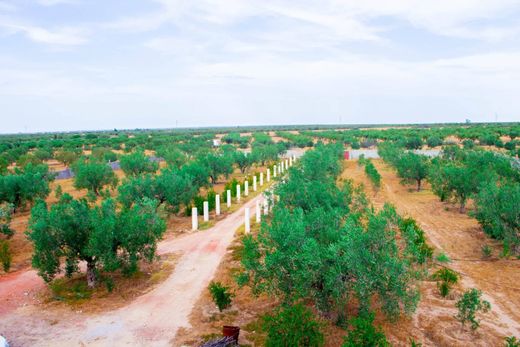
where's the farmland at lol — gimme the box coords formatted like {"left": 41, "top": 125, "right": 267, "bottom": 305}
{"left": 0, "top": 123, "right": 520, "bottom": 346}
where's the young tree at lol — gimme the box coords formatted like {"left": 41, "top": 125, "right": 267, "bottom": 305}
{"left": 343, "top": 312, "right": 389, "bottom": 347}
{"left": 55, "top": 150, "right": 80, "bottom": 166}
{"left": 120, "top": 151, "right": 159, "bottom": 176}
{"left": 27, "top": 194, "right": 166, "bottom": 287}
{"left": 155, "top": 168, "right": 198, "bottom": 211}
{"left": 455, "top": 289, "right": 491, "bottom": 330}
{"left": 396, "top": 152, "right": 430, "bottom": 191}
{"left": 233, "top": 151, "right": 254, "bottom": 174}
{"left": 0, "top": 203, "right": 14, "bottom": 272}
{"left": 73, "top": 160, "right": 118, "bottom": 195}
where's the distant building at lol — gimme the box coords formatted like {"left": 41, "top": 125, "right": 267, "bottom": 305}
{"left": 213, "top": 139, "right": 221, "bottom": 147}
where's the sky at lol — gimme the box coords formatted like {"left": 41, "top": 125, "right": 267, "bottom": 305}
{"left": 0, "top": 0, "right": 519, "bottom": 133}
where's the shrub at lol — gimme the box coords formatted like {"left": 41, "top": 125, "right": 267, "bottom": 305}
{"left": 263, "top": 304, "right": 324, "bottom": 347}
{"left": 455, "top": 288, "right": 491, "bottom": 330}
{"left": 343, "top": 312, "right": 389, "bottom": 347}
{"left": 481, "top": 245, "right": 492, "bottom": 258}
{"left": 432, "top": 268, "right": 458, "bottom": 297}
{"left": 435, "top": 252, "right": 451, "bottom": 263}
{"left": 208, "top": 281, "right": 233, "bottom": 312}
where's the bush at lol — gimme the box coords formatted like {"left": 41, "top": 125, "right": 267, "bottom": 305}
{"left": 481, "top": 245, "right": 492, "bottom": 258}
{"left": 505, "top": 336, "right": 520, "bottom": 347}
{"left": 263, "top": 304, "right": 324, "bottom": 347}
{"left": 432, "top": 268, "right": 458, "bottom": 297}
{"left": 208, "top": 281, "right": 233, "bottom": 312}
{"left": 455, "top": 288, "right": 491, "bottom": 330}
{"left": 343, "top": 312, "right": 389, "bottom": 347}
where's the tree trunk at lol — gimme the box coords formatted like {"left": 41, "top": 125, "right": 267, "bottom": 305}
{"left": 86, "top": 261, "right": 96, "bottom": 288}
{"left": 417, "top": 179, "right": 422, "bottom": 191}
{"left": 459, "top": 201, "right": 466, "bottom": 214}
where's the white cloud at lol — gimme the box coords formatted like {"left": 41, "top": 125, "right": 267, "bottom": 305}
{"left": 0, "top": 18, "right": 87, "bottom": 45}
{"left": 37, "top": 0, "right": 79, "bottom": 6}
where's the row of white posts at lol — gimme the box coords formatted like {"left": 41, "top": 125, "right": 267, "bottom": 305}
{"left": 192, "top": 154, "right": 297, "bottom": 230}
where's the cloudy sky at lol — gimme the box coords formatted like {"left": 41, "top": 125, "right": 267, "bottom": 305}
{"left": 0, "top": 0, "right": 519, "bottom": 133}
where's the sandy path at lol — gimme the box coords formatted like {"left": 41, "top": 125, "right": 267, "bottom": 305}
{"left": 341, "top": 160, "right": 520, "bottom": 346}
{"left": 1, "top": 195, "right": 264, "bottom": 347}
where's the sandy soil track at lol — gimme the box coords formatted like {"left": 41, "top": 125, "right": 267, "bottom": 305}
{"left": 1, "top": 195, "right": 264, "bottom": 347}
{"left": 342, "top": 160, "right": 520, "bottom": 346}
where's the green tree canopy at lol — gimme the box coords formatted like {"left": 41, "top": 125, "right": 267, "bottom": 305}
{"left": 73, "top": 160, "right": 118, "bottom": 195}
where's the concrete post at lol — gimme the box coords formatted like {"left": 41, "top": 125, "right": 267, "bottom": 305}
{"left": 192, "top": 207, "right": 198, "bottom": 230}
{"left": 263, "top": 199, "right": 268, "bottom": 215}
{"left": 267, "top": 168, "right": 270, "bottom": 182}
{"left": 256, "top": 201, "right": 261, "bottom": 223}
{"left": 278, "top": 163, "right": 282, "bottom": 174}
{"left": 289, "top": 156, "right": 293, "bottom": 166}
{"left": 227, "top": 189, "right": 231, "bottom": 207}
{"left": 253, "top": 175, "right": 257, "bottom": 191}
{"left": 244, "top": 207, "right": 250, "bottom": 233}
{"left": 273, "top": 165, "right": 277, "bottom": 178}
{"left": 237, "top": 185, "right": 241, "bottom": 202}
{"left": 245, "top": 180, "right": 249, "bottom": 196}
{"left": 203, "top": 201, "right": 209, "bottom": 222}
{"left": 260, "top": 172, "right": 264, "bottom": 186}
{"left": 285, "top": 159, "right": 289, "bottom": 170}
{"left": 215, "top": 194, "right": 220, "bottom": 216}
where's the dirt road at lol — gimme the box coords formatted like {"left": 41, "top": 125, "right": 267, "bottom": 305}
{"left": 342, "top": 160, "right": 520, "bottom": 346}
{"left": 1, "top": 194, "right": 264, "bottom": 347}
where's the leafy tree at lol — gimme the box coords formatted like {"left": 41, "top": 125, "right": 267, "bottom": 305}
{"left": 234, "top": 151, "right": 254, "bottom": 174}
{"left": 0, "top": 164, "right": 52, "bottom": 210}
{"left": 120, "top": 151, "right": 159, "bottom": 177}
{"left": 181, "top": 161, "right": 210, "bottom": 189}
{"left": 73, "top": 160, "right": 118, "bottom": 195}
{"left": 403, "top": 136, "right": 423, "bottom": 150}
{"left": 199, "top": 153, "right": 233, "bottom": 184}
{"left": 395, "top": 152, "right": 430, "bottom": 191}
{"left": 208, "top": 281, "right": 233, "bottom": 311}
{"left": 55, "top": 150, "right": 80, "bottom": 166}
{"left": 0, "top": 203, "right": 14, "bottom": 272}
{"left": 156, "top": 146, "right": 186, "bottom": 168}
{"left": 155, "top": 168, "right": 198, "bottom": 211}
{"left": 455, "top": 288, "right": 491, "bottom": 330}
{"left": 27, "top": 194, "right": 166, "bottom": 287}
{"left": 426, "top": 136, "right": 443, "bottom": 148}
{"left": 342, "top": 312, "right": 389, "bottom": 347}
{"left": 474, "top": 182, "right": 520, "bottom": 255}
{"left": 262, "top": 304, "right": 324, "bottom": 347}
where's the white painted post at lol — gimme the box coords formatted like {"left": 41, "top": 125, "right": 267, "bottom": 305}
{"left": 237, "top": 185, "right": 241, "bottom": 202}
{"left": 278, "top": 163, "right": 282, "bottom": 174}
{"left": 253, "top": 175, "right": 257, "bottom": 191}
{"left": 203, "top": 201, "right": 209, "bottom": 222}
{"left": 267, "top": 168, "right": 270, "bottom": 182}
{"left": 260, "top": 172, "right": 264, "bottom": 186}
{"left": 263, "top": 199, "right": 268, "bottom": 215}
{"left": 244, "top": 207, "right": 250, "bottom": 233}
{"left": 227, "top": 189, "right": 231, "bottom": 207}
{"left": 273, "top": 165, "right": 277, "bottom": 178}
{"left": 215, "top": 194, "right": 221, "bottom": 216}
{"left": 245, "top": 180, "right": 249, "bottom": 196}
{"left": 256, "top": 201, "right": 261, "bottom": 223}
{"left": 192, "top": 207, "right": 198, "bottom": 230}
{"left": 285, "top": 159, "right": 289, "bottom": 169}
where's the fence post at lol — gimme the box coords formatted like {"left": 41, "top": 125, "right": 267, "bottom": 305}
{"left": 203, "top": 201, "right": 209, "bottom": 222}
{"left": 215, "top": 194, "right": 220, "bottom": 216}
{"left": 227, "top": 189, "right": 231, "bottom": 207}
{"left": 192, "top": 207, "right": 198, "bottom": 230}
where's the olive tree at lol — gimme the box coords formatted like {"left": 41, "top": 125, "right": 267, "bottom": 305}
{"left": 73, "top": 160, "right": 118, "bottom": 195}
{"left": 27, "top": 194, "right": 166, "bottom": 287}
{"left": 120, "top": 151, "right": 159, "bottom": 176}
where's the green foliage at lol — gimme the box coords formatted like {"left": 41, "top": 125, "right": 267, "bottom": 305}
{"left": 234, "top": 151, "right": 255, "bottom": 173}
{"left": 435, "top": 252, "right": 451, "bottom": 263}
{"left": 120, "top": 151, "right": 159, "bottom": 176}
{"left": 208, "top": 281, "right": 234, "bottom": 312}
{"left": 396, "top": 152, "right": 430, "bottom": 191}
{"left": 426, "top": 136, "right": 443, "bottom": 148}
{"left": 198, "top": 152, "right": 233, "bottom": 184}
{"left": 473, "top": 182, "right": 520, "bottom": 255}
{"left": 156, "top": 146, "right": 187, "bottom": 168}
{"left": 0, "top": 163, "right": 52, "bottom": 210}
{"left": 262, "top": 304, "right": 324, "bottom": 347}
{"left": 342, "top": 312, "right": 389, "bottom": 347}
{"left": 27, "top": 194, "right": 166, "bottom": 287}
{"left": 455, "top": 288, "right": 491, "bottom": 330}
{"left": 359, "top": 158, "right": 381, "bottom": 188}
{"left": 73, "top": 160, "right": 118, "bottom": 195}
{"left": 505, "top": 336, "right": 520, "bottom": 347}
{"left": 432, "top": 268, "right": 458, "bottom": 297}
{"left": 239, "top": 144, "right": 421, "bottom": 321}
{"left": 55, "top": 150, "right": 80, "bottom": 166}
{"left": 399, "top": 218, "right": 433, "bottom": 264}
{"left": 481, "top": 245, "right": 492, "bottom": 258}
{"left": 0, "top": 239, "right": 11, "bottom": 272}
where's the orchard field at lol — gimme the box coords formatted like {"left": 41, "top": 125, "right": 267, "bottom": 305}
{"left": 0, "top": 122, "right": 519, "bottom": 346}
